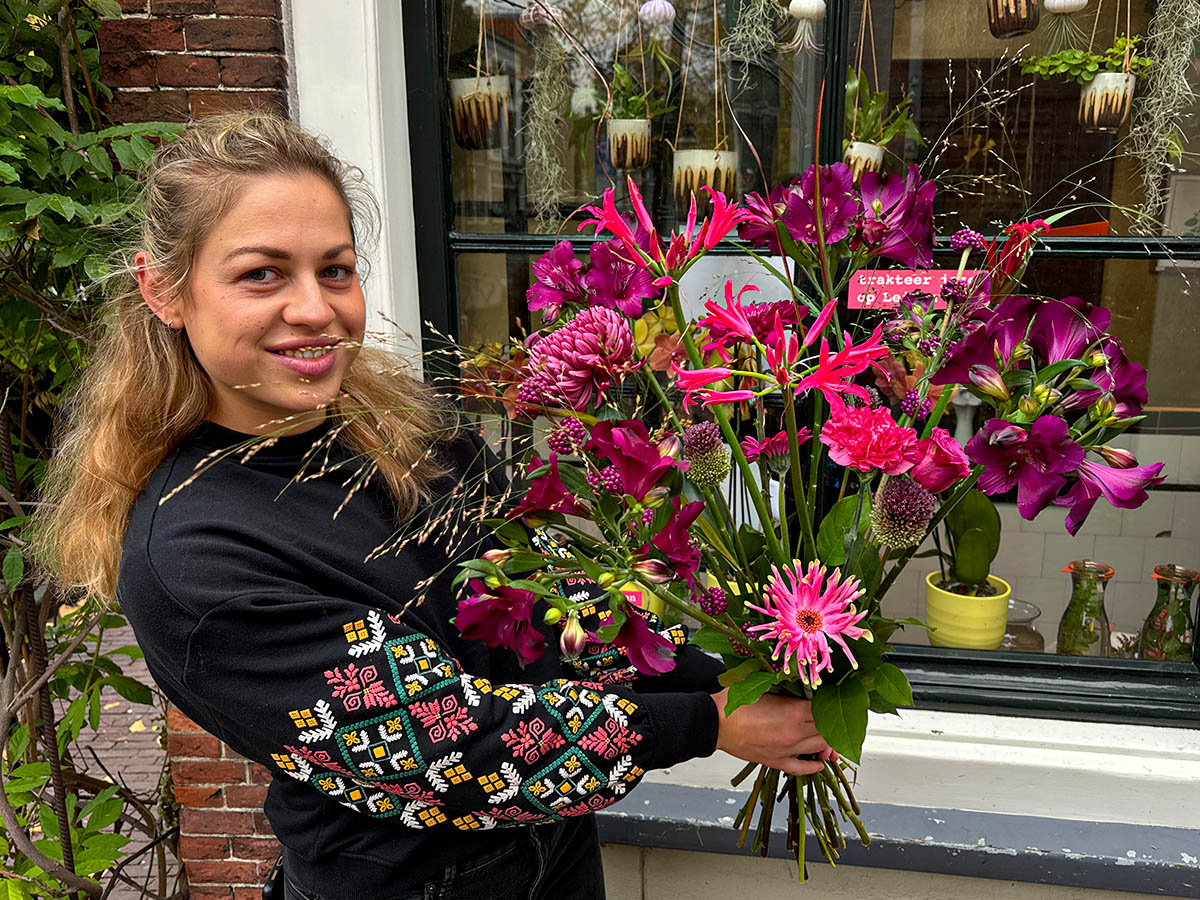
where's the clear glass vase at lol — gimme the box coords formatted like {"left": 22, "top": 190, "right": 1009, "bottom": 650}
{"left": 1137, "top": 565, "right": 1199, "bottom": 662}
{"left": 1000, "top": 599, "right": 1045, "bottom": 653}
{"left": 1057, "top": 560, "right": 1114, "bottom": 657}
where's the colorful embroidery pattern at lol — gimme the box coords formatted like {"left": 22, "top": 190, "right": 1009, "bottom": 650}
{"left": 272, "top": 618, "right": 651, "bottom": 830}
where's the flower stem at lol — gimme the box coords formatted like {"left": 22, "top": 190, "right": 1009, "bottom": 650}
{"left": 784, "top": 393, "right": 817, "bottom": 561}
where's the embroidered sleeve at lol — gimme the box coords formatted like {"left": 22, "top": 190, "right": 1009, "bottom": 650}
{"left": 184, "top": 595, "right": 717, "bottom": 832}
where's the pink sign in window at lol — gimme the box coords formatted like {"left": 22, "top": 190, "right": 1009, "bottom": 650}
{"left": 848, "top": 270, "right": 987, "bottom": 309}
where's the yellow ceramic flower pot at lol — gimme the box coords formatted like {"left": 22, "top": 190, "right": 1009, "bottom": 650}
{"left": 924, "top": 572, "right": 1012, "bottom": 650}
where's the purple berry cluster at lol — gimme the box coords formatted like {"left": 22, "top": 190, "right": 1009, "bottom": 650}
{"left": 949, "top": 228, "right": 987, "bottom": 254}
{"left": 698, "top": 587, "right": 727, "bottom": 616}
{"left": 940, "top": 278, "right": 969, "bottom": 305}
{"left": 547, "top": 417, "right": 588, "bottom": 454}
{"left": 900, "top": 388, "right": 932, "bottom": 419}
{"left": 586, "top": 465, "right": 624, "bottom": 493}
{"left": 917, "top": 336, "right": 939, "bottom": 357}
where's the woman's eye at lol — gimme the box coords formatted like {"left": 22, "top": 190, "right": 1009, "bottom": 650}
{"left": 322, "top": 265, "right": 354, "bottom": 280}
{"left": 242, "top": 268, "right": 277, "bottom": 283}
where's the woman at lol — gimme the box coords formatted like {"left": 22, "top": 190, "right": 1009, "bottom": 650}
{"left": 38, "top": 113, "right": 831, "bottom": 900}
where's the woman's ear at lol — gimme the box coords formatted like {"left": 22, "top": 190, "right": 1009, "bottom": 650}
{"left": 135, "top": 251, "right": 184, "bottom": 330}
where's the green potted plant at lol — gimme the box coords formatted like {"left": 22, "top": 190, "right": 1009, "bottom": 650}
{"left": 1021, "top": 36, "right": 1153, "bottom": 131}
{"left": 842, "top": 67, "right": 923, "bottom": 182}
{"left": 925, "top": 489, "right": 1012, "bottom": 650}
{"left": 605, "top": 62, "right": 674, "bottom": 170}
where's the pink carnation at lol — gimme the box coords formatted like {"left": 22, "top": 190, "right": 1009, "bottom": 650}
{"left": 906, "top": 427, "right": 970, "bottom": 493}
{"left": 819, "top": 401, "right": 918, "bottom": 475}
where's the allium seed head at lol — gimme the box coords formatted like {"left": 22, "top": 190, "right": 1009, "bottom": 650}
{"left": 869, "top": 477, "right": 935, "bottom": 549}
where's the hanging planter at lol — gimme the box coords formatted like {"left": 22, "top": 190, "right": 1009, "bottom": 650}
{"left": 449, "top": 75, "right": 512, "bottom": 151}
{"left": 1078, "top": 71, "right": 1136, "bottom": 130}
{"left": 843, "top": 140, "right": 884, "bottom": 182}
{"left": 672, "top": 149, "right": 737, "bottom": 219}
{"left": 780, "top": 0, "right": 826, "bottom": 54}
{"left": 1043, "top": 0, "right": 1088, "bottom": 51}
{"left": 607, "top": 117, "right": 653, "bottom": 169}
{"left": 987, "top": 0, "right": 1040, "bottom": 39}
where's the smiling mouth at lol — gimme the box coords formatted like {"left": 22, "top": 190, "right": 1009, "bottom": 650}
{"left": 273, "top": 347, "right": 335, "bottom": 359}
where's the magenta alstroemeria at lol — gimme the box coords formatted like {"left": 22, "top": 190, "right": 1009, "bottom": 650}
{"left": 584, "top": 420, "right": 686, "bottom": 500}
{"left": 510, "top": 454, "right": 590, "bottom": 521}
{"left": 527, "top": 240, "right": 585, "bottom": 323}
{"left": 737, "top": 180, "right": 797, "bottom": 254}
{"left": 456, "top": 579, "right": 546, "bottom": 666}
{"left": 584, "top": 239, "right": 661, "bottom": 317}
{"left": 966, "top": 418, "right": 1085, "bottom": 519}
{"left": 1028, "top": 296, "right": 1112, "bottom": 365}
{"left": 650, "top": 497, "right": 704, "bottom": 583}
{"left": 1060, "top": 338, "right": 1148, "bottom": 419}
{"left": 1056, "top": 457, "right": 1166, "bottom": 536}
{"left": 929, "top": 295, "right": 1036, "bottom": 388}
{"left": 856, "top": 165, "right": 936, "bottom": 269}
{"left": 782, "top": 163, "right": 858, "bottom": 245}
{"left": 607, "top": 606, "right": 676, "bottom": 675}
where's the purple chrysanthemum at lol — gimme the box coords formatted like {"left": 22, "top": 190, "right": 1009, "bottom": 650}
{"left": 869, "top": 477, "right": 936, "bottom": 549}
{"left": 525, "top": 307, "right": 638, "bottom": 412}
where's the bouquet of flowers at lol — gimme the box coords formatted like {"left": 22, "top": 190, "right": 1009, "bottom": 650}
{"left": 448, "top": 163, "right": 1164, "bottom": 878}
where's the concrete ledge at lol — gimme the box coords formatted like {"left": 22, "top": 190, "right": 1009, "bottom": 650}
{"left": 597, "top": 783, "right": 1200, "bottom": 898}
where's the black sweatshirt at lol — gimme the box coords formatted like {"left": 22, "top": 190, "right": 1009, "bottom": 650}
{"left": 117, "top": 421, "right": 721, "bottom": 896}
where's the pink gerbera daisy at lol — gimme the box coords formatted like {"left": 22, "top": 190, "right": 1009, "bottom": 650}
{"left": 745, "top": 561, "right": 872, "bottom": 687}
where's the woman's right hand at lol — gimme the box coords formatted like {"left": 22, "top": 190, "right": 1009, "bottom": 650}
{"left": 711, "top": 687, "right": 833, "bottom": 776}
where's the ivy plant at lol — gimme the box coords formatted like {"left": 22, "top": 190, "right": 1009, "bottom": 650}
{"left": 1021, "top": 36, "right": 1153, "bottom": 86}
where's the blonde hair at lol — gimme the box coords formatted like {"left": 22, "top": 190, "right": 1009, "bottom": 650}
{"left": 37, "top": 112, "right": 455, "bottom": 599}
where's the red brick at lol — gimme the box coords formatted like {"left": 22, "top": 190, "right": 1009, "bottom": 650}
{"left": 215, "top": 0, "right": 279, "bottom": 14}
{"left": 179, "top": 835, "right": 230, "bottom": 860}
{"left": 251, "top": 810, "right": 275, "bottom": 836}
{"left": 230, "top": 835, "right": 280, "bottom": 861}
{"left": 174, "top": 785, "right": 225, "bottom": 808}
{"left": 219, "top": 55, "right": 284, "bottom": 88}
{"left": 181, "top": 808, "right": 255, "bottom": 836}
{"left": 102, "top": 89, "right": 190, "bottom": 123}
{"left": 167, "top": 706, "right": 205, "bottom": 733}
{"left": 224, "top": 784, "right": 268, "bottom": 809}
{"left": 174, "top": 759, "right": 247, "bottom": 785}
{"left": 98, "top": 18, "right": 184, "bottom": 53}
{"left": 151, "top": 0, "right": 213, "bottom": 11}
{"left": 100, "top": 52, "right": 156, "bottom": 88}
{"left": 119, "top": 0, "right": 149, "bottom": 11}
{"left": 187, "top": 888, "right": 233, "bottom": 900}
{"left": 185, "top": 17, "right": 282, "bottom": 51}
{"left": 246, "top": 763, "right": 273, "bottom": 783}
{"left": 185, "top": 860, "right": 260, "bottom": 885}
{"left": 157, "top": 53, "right": 219, "bottom": 87}
{"left": 234, "top": 888, "right": 267, "bottom": 900}
{"left": 187, "top": 89, "right": 286, "bottom": 118}
{"left": 168, "top": 732, "right": 222, "bottom": 758}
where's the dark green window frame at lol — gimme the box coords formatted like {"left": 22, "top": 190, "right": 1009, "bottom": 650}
{"left": 401, "top": 0, "right": 1200, "bottom": 726}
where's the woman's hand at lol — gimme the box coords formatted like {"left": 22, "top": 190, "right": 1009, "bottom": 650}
{"left": 711, "top": 687, "right": 833, "bottom": 776}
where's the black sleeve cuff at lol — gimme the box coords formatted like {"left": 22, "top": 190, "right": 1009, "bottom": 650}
{"left": 637, "top": 689, "right": 720, "bottom": 770}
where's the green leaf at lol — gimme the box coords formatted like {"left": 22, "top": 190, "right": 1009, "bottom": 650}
{"left": 84, "top": 254, "right": 110, "bottom": 281}
{"left": 872, "top": 663, "right": 913, "bottom": 707}
{"left": 110, "top": 139, "right": 137, "bottom": 171}
{"left": 0, "top": 515, "right": 30, "bottom": 530}
{"left": 85, "top": 0, "right": 125, "bottom": 17}
{"left": 816, "top": 494, "right": 871, "bottom": 566}
{"left": 717, "top": 658, "right": 760, "bottom": 687}
{"left": 811, "top": 679, "right": 869, "bottom": 763}
{"left": 3, "top": 876, "right": 33, "bottom": 899}
{"left": 724, "top": 670, "right": 775, "bottom": 716}
{"left": 689, "top": 624, "right": 737, "bottom": 656}
{"left": 3, "top": 545, "right": 24, "bottom": 592}
{"left": 0, "top": 161, "right": 17, "bottom": 183}
{"left": 86, "top": 144, "right": 113, "bottom": 178}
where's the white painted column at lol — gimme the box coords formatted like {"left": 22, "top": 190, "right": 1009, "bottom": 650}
{"left": 285, "top": 0, "right": 421, "bottom": 357}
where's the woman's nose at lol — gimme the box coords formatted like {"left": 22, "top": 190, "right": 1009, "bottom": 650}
{"left": 281, "top": 275, "right": 337, "bottom": 328}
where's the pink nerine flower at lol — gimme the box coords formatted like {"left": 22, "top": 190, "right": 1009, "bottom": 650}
{"left": 525, "top": 307, "right": 638, "bottom": 411}
{"left": 819, "top": 400, "right": 919, "bottom": 474}
{"left": 906, "top": 427, "right": 970, "bottom": 493}
{"left": 745, "top": 560, "right": 872, "bottom": 687}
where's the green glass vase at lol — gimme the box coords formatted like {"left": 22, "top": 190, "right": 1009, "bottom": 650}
{"left": 1137, "top": 565, "right": 1198, "bottom": 662}
{"left": 1056, "top": 560, "right": 1114, "bottom": 657}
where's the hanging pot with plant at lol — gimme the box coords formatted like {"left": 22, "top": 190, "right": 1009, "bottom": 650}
{"left": 672, "top": 148, "right": 737, "bottom": 217}
{"left": 987, "top": 0, "right": 1041, "bottom": 39}
{"left": 780, "top": 0, "right": 826, "bottom": 54}
{"left": 1022, "top": 35, "right": 1151, "bottom": 131}
{"left": 450, "top": 75, "right": 513, "bottom": 150}
{"left": 925, "top": 489, "right": 1011, "bottom": 650}
{"left": 842, "top": 67, "right": 923, "bottom": 183}
{"left": 605, "top": 63, "right": 674, "bottom": 170}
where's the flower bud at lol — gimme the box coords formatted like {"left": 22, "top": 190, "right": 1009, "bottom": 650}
{"left": 1018, "top": 395, "right": 1040, "bottom": 416}
{"left": 597, "top": 572, "right": 615, "bottom": 588}
{"left": 543, "top": 607, "right": 563, "bottom": 625}
{"left": 1088, "top": 351, "right": 1110, "bottom": 368}
{"left": 559, "top": 613, "right": 587, "bottom": 659}
{"left": 1090, "top": 394, "right": 1116, "bottom": 421}
{"left": 1031, "top": 383, "right": 1060, "bottom": 405}
{"left": 632, "top": 558, "right": 672, "bottom": 584}
{"left": 968, "top": 365, "right": 1010, "bottom": 401}
{"left": 484, "top": 575, "right": 503, "bottom": 589}
{"left": 1009, "top": 342, "right": 1033, "bottom": 362}
{"left": 1098, "top": 446, "right": 1137, "bottom": 469}
{"left": 642, "top": 486, "right": 670, "bottom": 509}
{"left": 657, "top": 433, "right": 683, "bottom": 459}
{"left": 482, "top": 548, "right": 512, "bottom": 567}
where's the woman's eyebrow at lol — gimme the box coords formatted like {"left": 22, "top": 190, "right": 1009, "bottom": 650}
{"left": 222, "top": 243, "right": 355, "bottom": 263}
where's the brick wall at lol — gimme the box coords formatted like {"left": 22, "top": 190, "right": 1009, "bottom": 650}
{"left": 99, "top": 0, "right": 288, "bottom": 122}
{"left": 167, "top": 707, "right": 280, "bottom": 900}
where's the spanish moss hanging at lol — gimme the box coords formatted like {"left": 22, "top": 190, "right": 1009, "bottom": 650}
{"left": 521, "top": 3, "right": 573, "bottom": 230}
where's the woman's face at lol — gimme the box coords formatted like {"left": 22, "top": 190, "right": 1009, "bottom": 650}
{"left": 146, "top": 172, "right": 367, "bottom": 434}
